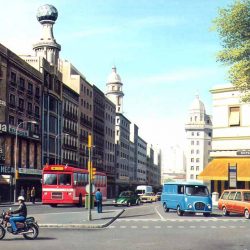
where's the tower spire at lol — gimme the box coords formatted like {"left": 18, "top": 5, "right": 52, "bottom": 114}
{"left": 33, "top": 4, "right": 61, "bottom": 67}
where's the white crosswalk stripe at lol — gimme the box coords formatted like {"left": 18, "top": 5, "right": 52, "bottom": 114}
{"left": 108, "top": 225, "right": 246, "bottom": 229}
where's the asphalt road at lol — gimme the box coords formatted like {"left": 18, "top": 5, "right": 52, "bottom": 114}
{"left": 1, "top": 202, "right": 250, "bottom": 250}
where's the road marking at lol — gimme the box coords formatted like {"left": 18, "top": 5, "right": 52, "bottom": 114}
{"left": 131, "top": 226, "right": 138, "bottom": 229}
{"left": 189, "top": 226, "right": 196, "bottom": 228}
{"left": 155, "top": 226, "right": 161, "bottom": 229}
{"left": 120, "top": 226, "right": 127, "bottom": 229}
{"left": 178, "top": 226, "right": 185, "bottom": 228}
{"left": 211, "top": 226, "right": 217, "bottom": 229}
{"left": 142, "top": 226, "right": 149, "bottom": 229}
{"left": 200, "top": 226, "right": 207, "bottom": 228}
{"left": 167, "top": 226, "right": 173, "bottom": 228}
{"left": 154, "top": 206, "right": 166, "bottom": 221}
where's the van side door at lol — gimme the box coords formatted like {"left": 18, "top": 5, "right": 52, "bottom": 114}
{"left": 234, "top": 192, "right": 243, "bottom": 214}
{"left": 227, "top": 191, "right": 236, "bottom": 213}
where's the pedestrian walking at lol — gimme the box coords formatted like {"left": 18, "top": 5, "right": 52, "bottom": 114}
{"left": 20, "top": 186, "right": 25, "bottom": 199}
{"left": 31, "top": 186, "right": 36, "bottom": 204}
{"left": 26, "top": 187, "right": 31, "bottom": 202}
{"left": 95, "top": 188, "right": 102, "bottom": 213}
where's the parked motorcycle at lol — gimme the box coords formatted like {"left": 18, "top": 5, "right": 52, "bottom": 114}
{"left": 0, "top": 210, "right": 39, "bottom": 240}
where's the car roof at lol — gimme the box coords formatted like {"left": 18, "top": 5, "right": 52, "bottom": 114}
{"left": 222, "top": 189, "right": 250, "bottom": 192}
{"left": 163, "top": 181, "right": 206, "bottom": 186}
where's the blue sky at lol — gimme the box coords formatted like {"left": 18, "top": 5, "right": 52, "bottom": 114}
{"left": 0, "top": 0, "right": 234, "bottom": 168}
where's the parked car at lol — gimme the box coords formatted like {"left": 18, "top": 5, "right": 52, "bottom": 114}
{"left": 156, "top": 192, "right": 162, "bottom": 201}
{"left": 140, "top": 192, "right": 157, "bottom": 203}
{"left": 113, "top": 191, "right": 141, "bottom": 207}
{"left": 218, "top": 189, "right": 250, "bottom": 219}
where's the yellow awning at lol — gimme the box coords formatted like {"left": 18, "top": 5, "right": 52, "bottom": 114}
{"left": 198, "top": 158, "right": 250, "bottom": 181}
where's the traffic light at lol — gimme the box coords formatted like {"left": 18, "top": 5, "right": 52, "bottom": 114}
{"left": 91, "top": 167, "right": 96, "bottom": 180}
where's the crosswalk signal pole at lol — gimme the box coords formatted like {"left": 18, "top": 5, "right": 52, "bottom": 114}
{"left": 88, "top": 134, "right": 92, "bottom": 221}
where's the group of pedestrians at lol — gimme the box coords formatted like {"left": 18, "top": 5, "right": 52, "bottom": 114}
{"left": 19, "top": 186, "right": 36, "bottom": 203}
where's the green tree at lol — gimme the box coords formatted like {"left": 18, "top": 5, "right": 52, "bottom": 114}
{"left": 212, "top": 0, "right": 250, "bottom": 101}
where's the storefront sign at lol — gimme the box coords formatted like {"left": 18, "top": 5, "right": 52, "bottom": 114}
{"left": 9, "top": 126, "right": 28, "bottom": 137}
{"left": 228, "top": 164, "right": 237, "bottom": 188}
{"left": 0, "top": 165, "right": 14, "bottom": 175}
{"left": 0, "top": 123, "right": 7, "bottom": 133}
{"left": 237, "top": 150, "right": 250, "bottom": 156}
{"left": 18, "top": 168, "right": 42, "bottom": 176}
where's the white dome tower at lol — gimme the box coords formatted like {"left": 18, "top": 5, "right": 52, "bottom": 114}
{"left": 106, "top": 66, "right": 124, "bottom": 113}
{"left": 185, "top": 94, "right": 212, "bottom": 182}
{"left": 33, "top": 4, "right": 61, "bottom": 67}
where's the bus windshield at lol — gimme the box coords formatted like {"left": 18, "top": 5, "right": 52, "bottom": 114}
{"left": 185, "top": 185, "right": 209, "bottom": 196}
{"left": 59, "top": 174, "right": 71, "bottom": 185}
{"left": 43, "top": 174, "right": 57, "bottom": 185}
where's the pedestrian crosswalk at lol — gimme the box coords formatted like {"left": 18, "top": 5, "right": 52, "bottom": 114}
{"left": 116, "top": 218, "right": 247, "bottom": 222}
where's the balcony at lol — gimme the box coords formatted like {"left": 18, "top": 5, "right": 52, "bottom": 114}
{"left": 63, "top": 111, "right": 78, "bottom": 121}
{"left": 63, "top": 127, "right": 78, "bottom": 136}
{"left": 80, "top": 117, "right": 92, "bottom": 128}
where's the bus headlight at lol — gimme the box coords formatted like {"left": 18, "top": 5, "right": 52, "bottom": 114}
{"left": 207, "top": 204, "right": 212, "bottom": 210}
{"left": 188, "top": 204, "right": 192, "bottom": 209}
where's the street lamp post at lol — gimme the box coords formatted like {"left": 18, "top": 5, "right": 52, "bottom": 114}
{"left": 14, "top": 120, "right": 37, "bottom": 202}
{"left": 55, "top": 133, "right": 69, "bottom": 164}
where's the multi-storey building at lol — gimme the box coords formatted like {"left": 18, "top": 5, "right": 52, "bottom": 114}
{"left": 130, "top": 123, "right": 139, "bottom": 186}
{"left": 93, "top": 85, "right": 105, "bottom": 172}
{"left": 199, "top": 84, "right": 250, "bottom": 194}
{"left": 61, "top": 60, "right": 94, "bottom": 169}
{"left": 104, "top": 97, "right": 116, "bottom": 197}
{"left": 137, "top": 137, "right": 147, "bottom": 184}
{"left": 185, "top": 94, "right": 212, "bottom": 181}
{"left": 62, "top": 84, "right": 79, "bottom": 167}
{"left": 0, "top": 43, "right": 43, "bottom": 202}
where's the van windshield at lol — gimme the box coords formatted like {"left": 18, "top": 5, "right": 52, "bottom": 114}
{"left": 185, "top": 185, "right": 209, "bottom": 196}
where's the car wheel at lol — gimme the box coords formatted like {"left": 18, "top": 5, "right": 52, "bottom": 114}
{"left": 163, "top": 203, "right": 169, "bottom": 212}
{"left": 136, "top": 199, "right": 141, "bottom": 205}
{"left": 244, "top": 209, "right": 250, "bottom": 219}
{"left": 222, "top": 206, "right": 229, "bottom": 216}
{"left": 127, "top": 201, "right": 131, "bottom": 207}
{"left": 177, "top": 206, "right": 184, "bottom": 216}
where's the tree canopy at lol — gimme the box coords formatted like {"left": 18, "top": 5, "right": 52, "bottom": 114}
{"left": 213, "top": 0, "right": 250, "bottom": 102}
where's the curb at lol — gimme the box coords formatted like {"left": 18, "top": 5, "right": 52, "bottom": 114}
{"left": 38, "top": 209, "right": 125, "bottom": 229}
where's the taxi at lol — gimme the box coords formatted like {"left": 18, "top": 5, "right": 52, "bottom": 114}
{"left": 218, "top": 189, "right": 250, "bottom": 219}
{"left": 140, "top": 192, "right": 157, "bottom": 203}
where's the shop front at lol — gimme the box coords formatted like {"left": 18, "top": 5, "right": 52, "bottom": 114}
{"left": 198, "top": 157, "right": 250, "bottom": 196}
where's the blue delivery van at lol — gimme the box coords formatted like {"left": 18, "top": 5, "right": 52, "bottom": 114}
{"left": 161, "top": 182, "right": 212, "bottom": 216}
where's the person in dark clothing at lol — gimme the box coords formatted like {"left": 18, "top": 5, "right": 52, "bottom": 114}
{"left": 95, "top": 188, "right": 103, "bottom": 213}
{"left": 9, "top": 196, "right": 27, "bottom": 234}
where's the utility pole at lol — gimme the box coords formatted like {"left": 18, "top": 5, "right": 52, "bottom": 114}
{"left": 88, "top": 134, "right": 92, "bottom": 221}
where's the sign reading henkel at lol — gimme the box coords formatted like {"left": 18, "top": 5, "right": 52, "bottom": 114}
{"left": 228, "top": 164, "right": 237, "bottom": 188}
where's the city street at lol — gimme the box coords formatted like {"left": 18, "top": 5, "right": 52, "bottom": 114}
{"left": 1, "top": 202, "right": 250, "bottom": 250}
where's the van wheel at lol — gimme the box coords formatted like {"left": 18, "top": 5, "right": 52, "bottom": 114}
{"left": 222, "top": 206, "right": 229, "bottom": 216}
{"left": 163, "top": 203, "right": 169, "bottom": 212}
{"left": 244, "top": 209, "right": 250, "bottom": 219}
{"left": 177, "top": 206, "right": 184, "bottom": 216}
{"left": 127, "top": 201, "right": 131, "bottom": 207}
{"left": 203, "top": 213, "right": 210, "bottom": 217}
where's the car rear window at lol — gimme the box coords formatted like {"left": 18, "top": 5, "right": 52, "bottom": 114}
{"left": 221, "top": 191, "right": 230, "bottom": 200}
{"left": 244, "top": 192, "right": 250, "bottom": 201}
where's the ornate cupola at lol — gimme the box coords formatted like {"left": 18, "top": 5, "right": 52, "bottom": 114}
{"left": 33, "top": 4, "right": 61, "bottom": 67}
{"left": 106, "top": 66, "right": 124, "bottom": 113}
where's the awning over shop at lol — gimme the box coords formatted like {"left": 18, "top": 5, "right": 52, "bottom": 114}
{"left": 198, "top": 158, "right": 250, "bottom": 181}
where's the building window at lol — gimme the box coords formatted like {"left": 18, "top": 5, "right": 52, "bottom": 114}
{"left": 196, "top": 141, "right": 199, "bottom": 145}
{"left": 196, "top": 150, "right": 199, "bottom": 154}
{"left": 229, "top": 106, "right": 240, "bottom": 126}
{"left": 196, "top": 158, "right": 200, "bottom": 163}
{"left": 191, "top": 158, "right": 194, "bottom": 162}
{"left": 9, "top": 94, "right": 15, "bottom": 106}
{"left": 191, "top": 166, "right": 194, "bottom": 170}
{"left": 191, "top": 150, "right": 194, "bottom": 154}
{"left": 197, "top": 132, "right": 200, "bottom": 136}
{"left": 190, "top": 174, "right": 194, "bottom": 179}
{"left": 19, "top": 98, "right": 24, "bottom": 110}
{"left": 191, "top": 132, "right": 194, "bottom": 136}
{"left": 9, "top": 116, "right": 15, "bottom": 125}
{"left": 191, "top": 141, "right": 194, "bottom": 145}
{"left": 196, "top": 166, "right": 199, "bottom": 171}
{"left": 11, "top": 72, "right": 16, "bottom": 83}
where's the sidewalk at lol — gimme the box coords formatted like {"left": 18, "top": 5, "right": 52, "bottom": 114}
{"left": 0, "top": 200, "right": 124, "bottom": 229}
{"left": 36, "top": 208, "right": 125, "bottom": 229}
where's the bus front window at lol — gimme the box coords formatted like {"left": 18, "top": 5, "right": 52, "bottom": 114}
{"left": 59, "top": 174, "right": 71, "bottom": 186}
{"left": 43, "top": 174, "right": 57, "bottom": 185}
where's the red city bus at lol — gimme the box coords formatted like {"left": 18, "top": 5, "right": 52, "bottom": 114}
{"left": 42, "top": 164, "right": 107, "bottom": 206}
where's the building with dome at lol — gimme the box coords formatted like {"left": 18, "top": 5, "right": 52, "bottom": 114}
{"left": 185, "top": 94, "right": 212, "bottom": 181}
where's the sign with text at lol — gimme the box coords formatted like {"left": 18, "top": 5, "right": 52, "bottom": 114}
{"left": 236, "top": 151, "right": 250, "bottom": 156}
{"left": 228, "top": 164, "right": 237, "bottom": 188}
{"left": 9, "top": 125, "right": 28, "bottom": 137}
{"left": 19, "top": 168, "right": 42, "bottom": 175}
{"left": 0, "top": 165, "right": 14, "bottom": 175}
{"left": 0, "top": 123, "right": 7, "bottom": 133}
